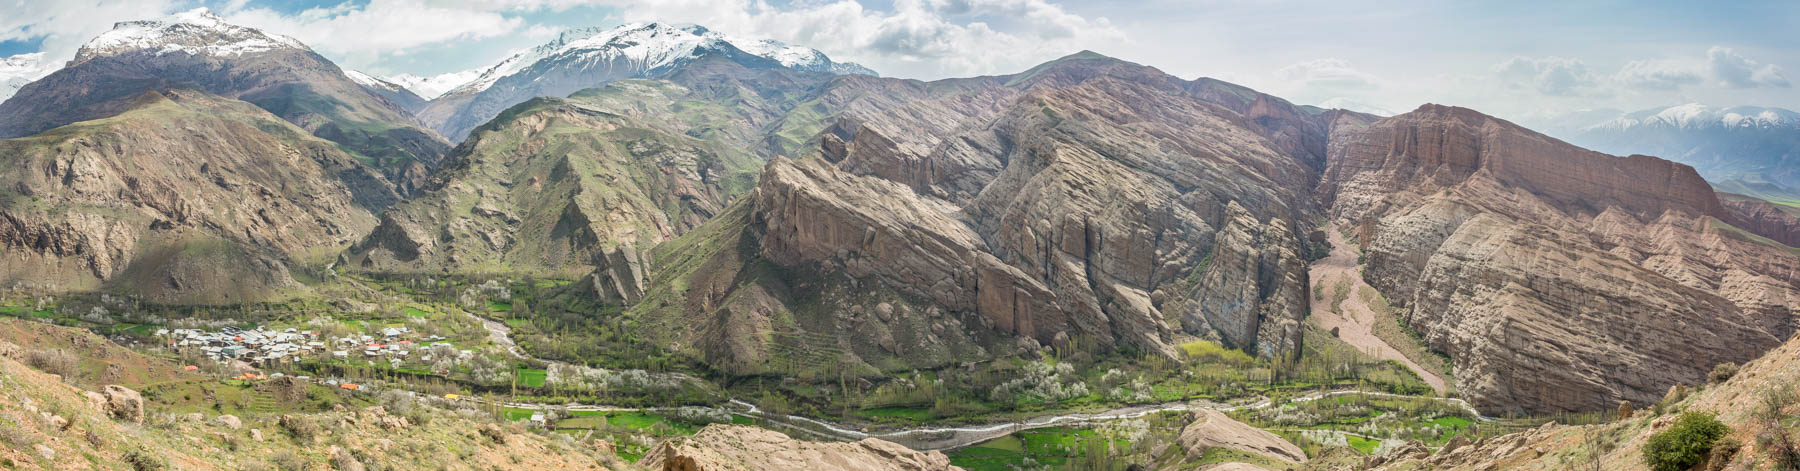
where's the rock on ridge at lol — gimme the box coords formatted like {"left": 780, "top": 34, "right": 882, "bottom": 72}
{"left": 640, "top": 424, "right": 961, "bottom": 470}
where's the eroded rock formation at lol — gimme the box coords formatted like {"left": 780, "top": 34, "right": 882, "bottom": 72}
{"left": 1321, "top": 104, "right": 1800, "bottom": 414}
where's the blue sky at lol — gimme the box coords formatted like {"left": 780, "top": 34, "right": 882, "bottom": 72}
{"left": 2, "top": 0, "right": 1796, "bottom": 123}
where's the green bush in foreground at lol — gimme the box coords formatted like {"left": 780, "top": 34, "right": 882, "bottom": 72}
{"left": 1642, "top": 412, "right": 1729, "bottom": 471}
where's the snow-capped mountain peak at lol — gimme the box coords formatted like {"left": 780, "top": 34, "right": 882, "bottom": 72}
{"left": 73, "top": 8, "right": 308, "bottom": 66}
{"left": 443, "top": 21, "right": 874, "bottom": 98}
{"left": 1584, "top": 103, "right": 1800, "bottom": 132}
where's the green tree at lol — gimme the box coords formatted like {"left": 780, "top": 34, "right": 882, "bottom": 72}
{"left": 1642, "top": 412, "right": 1729, "bottom": 471}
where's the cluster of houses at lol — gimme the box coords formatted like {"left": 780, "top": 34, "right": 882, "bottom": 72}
{"left": 161, "top": 326, "right": 323, "bottom": 365}
{"left": 160, "top": 325, "right": 462, "bottom": 367}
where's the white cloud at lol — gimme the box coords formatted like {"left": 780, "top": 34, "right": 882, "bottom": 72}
{"left": 1707, "top": 46, "right": 1790, "bottom": 89}
{"left": 1270, "top": 58, "right": 1391, "bottom": 112}
{"left": 0, "top": 0, "right": 181, "bottom": 78}
{"left": 1493, "top": 56, "right": 1597, "bottom": 97}
{"left": 1276, "top": 58, "right": 1378, "bottom": 92}
{"left": 1614, "top": 59, "right": 1704, "bottom": 91}
{"left": 220, "top": 0, "right": 528, "bottom": 64}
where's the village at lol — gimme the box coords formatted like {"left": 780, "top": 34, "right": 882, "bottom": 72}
{"left": 158, "top": 325, "right": 467, "bottom": 369}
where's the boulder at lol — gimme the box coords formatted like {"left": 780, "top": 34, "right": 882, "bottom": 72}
{"left": 1178, "top": 409, "right": 1306, "bottom": 464}
{"left": 640, "top": 424, "right": 960, "bottom": 470}
{"left": 91, "top": 385, "right": 143, "bottom": 424}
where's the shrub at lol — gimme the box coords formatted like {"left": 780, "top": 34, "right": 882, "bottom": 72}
{"left": 277, "top": 415, "right": 320, "bottom": 442}
{"left": 125, "top": 447, "right": 166, "bottom": 471}
{"left": 26, "top": 349, "right": 78, "bottom": 377}
{"left": 1709, "top": 363, "right": 1739, "bottom": 384}
{"left": 270, "top": 451, "right": 309, "bottom": 471}
{"left": 1642, "top": 412, "right": 1729, "bottom": 471}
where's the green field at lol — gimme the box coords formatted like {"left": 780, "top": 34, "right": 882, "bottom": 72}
{"left": 516, "top": 367, "right": 546, "bottom": 387}
{"left": 856, "top": 406, "right": 932, "bottom": 422}
{"left": 946, "top": 427, "right": 1124, "bottom": 471}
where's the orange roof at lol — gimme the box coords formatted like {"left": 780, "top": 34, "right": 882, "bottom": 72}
{"left": 340, "top": 384, "right": 359, "bottom": 390}
{"left": 182, "top": 365, "right": 199, "bottom": 371}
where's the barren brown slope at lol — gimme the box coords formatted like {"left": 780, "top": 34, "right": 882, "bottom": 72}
{"left": 1320, "top": 104, "right": 1800, "bottom": 415}
{"left": 0, "top": 90, "right": 396, "bottom": 303}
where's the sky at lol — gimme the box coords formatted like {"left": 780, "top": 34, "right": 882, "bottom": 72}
{"left": 1, "top": 0, "right": 1796, "bottom": 126}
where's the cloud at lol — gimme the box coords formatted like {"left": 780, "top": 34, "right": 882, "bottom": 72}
{"left": 1277, "top": 58, "right": 1379, "bottom": 92}
{"left": 1613, "top": 59, "right": 1704, "bottom": 90}
{"left": 1707, "top": 46, "right": 1790, "bottom": 88}
{"left": 220, "top": 0, "right": 528, "bottom": 63}
{"left": 1270, "top": 58, "right": 1394, "bottom": 112}
{"left": 1493, "top": 56, "right": 1597, "bottom": 96}
{"left": 0, "top": 0, "right": 182, "bottom": 78}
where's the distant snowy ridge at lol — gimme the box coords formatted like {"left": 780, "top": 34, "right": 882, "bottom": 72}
{"left": 344, "top": 70, "right": 405, "bottom": 92}
{"left": 73, "top": 8, "right": 307, "bottom": 66}
{"left": 444, "top": 22, "right": 875, "bottom": 98}
{"left": 387, "top": 71, "right": 482, "bottom": 100}
{"left": 0, "top": 52, "right": 46, "bottom": 102}
{"left": 1587, "top": 103, "right": 1800, "bottom": 132}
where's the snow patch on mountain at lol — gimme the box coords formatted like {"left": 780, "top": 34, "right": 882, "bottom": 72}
{"left": 0, "top": 52, "right": 47, "bottom": 102}
{"left": 344, "top": 70, "right": 401, "bottom": 91}
{"left": 388, "top": 70, "right": 482, "bottom": 100}
{"left": 74, "top": 8, "right": 307, "bottom": 66}
{"left": 1587, "top": 103, "right": 1800, "bottom": 132}
{"left": 444, "top": 22, "right": 874, "bottom": 98}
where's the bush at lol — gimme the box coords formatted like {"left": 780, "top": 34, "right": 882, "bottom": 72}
{"left": 270, "top": 451, "right": 309, "bottom": 471}
{"left": 26, "top": 349, "right": 78, "bottom": 377}
{"left": 1642, "top": 412, "right": 1730, "bottom": 471}
{"left": 1709, "top": 363, "right": 1739, "bottom": 384}
{"left": 125, "top": 447, "right": 166, "bottom": 471}
{"left": 277, "top": 415, "right": 320, "bottom": 442}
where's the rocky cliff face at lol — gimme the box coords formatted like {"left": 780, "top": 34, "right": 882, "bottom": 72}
{"left": 630, "top": 52, "right": 1355, "bottom": 374}
{"left": 1321, "top": 104, "right": 1800, "bottom": 414}
{"left": 0, "top": 90, "right": 394, "bottom": 303}
{"left": 1722, "top": 195, "right": 1800, "bottom": 248}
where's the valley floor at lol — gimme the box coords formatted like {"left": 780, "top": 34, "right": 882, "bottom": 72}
{"left": 1307, "top": 227, "right": 1450, "bottom": 393}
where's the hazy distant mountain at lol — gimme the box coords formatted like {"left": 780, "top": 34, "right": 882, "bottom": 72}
{"left": 1548, "top": 103, "right": 1800, "bottom": 191}
{"left": 416, "top": 22, "right": 877, "bottom": 141}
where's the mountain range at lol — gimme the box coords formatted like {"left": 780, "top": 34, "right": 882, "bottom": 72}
{"left": 1540, "top": 103, "right": 1800, "bottom": 197}
{"left": 0, "top": 8, "right": 1797, "bottom": 470}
